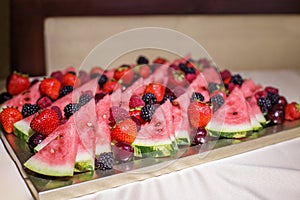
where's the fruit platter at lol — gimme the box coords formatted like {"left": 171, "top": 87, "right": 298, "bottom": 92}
{"left": 1, "top": 55, "right": 300, "bottom": 200}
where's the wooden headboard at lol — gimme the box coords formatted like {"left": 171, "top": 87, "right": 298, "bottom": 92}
{"left": 11, "top": 0, "right": 300, "bottom": 76}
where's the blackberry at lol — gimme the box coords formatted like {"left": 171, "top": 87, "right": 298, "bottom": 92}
{"left": 258, "top": 96, "right": 272, "bottom": 113}
{"left": 190, "top": 92, "right": 204, "bottom": 102}
{"left": 137, "top": 55, "right": 149, "bottom": 65}
{"left": 141, "top": 104, "right": 155, "bottom": 122}
{"left": 210, "top": 94, "right": 224, "bottom": 112}
{"left": 142, "top": 93, "right": 157, "bottom": 105}
{"left": 21, "top": 103, "right": 39, "bottom": 118}
{"left": 230, "top": 74, "right": 243, "bottom": 86}
{"left": 98, "top": 74, "right": 108, "bottom": 89}
{"left": 267, "top": 92, "right": 279, "bottom": 106}
{"left": 179, "top": 63, "right": 188, "bottom": 72}
{"left": 179, "top": 62, "right": 195, "bottom": 74}
{"left": 0, "top": 92, "right": 12, "bottom": 104}
{"left": 78, "top": 93, "right": 92, "bottom": 106}
{"left": 64, "top": 103, "right": 80, "bottom": 118}
{"left": 95, "top": 152, "right": 114, "bottom": 170}
{"left": 162, "top": 95, "right": 175, "bottom": 104}
{"left": 59, "top": 85, "right": 74, "bottom": 98}
{"left": 207, "top": 82, "right": 219, "bottom": 94}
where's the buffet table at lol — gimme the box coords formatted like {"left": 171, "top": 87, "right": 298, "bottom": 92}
{"left": 1, "top": 70, "right": 300, "bottom": 200}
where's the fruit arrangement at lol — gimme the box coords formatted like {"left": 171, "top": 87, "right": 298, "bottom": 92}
{"left": 0, "top": 55, "right": 300, "bottom": 177}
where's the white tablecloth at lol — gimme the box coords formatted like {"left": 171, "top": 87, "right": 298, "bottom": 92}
{"left": 1, "top": 70, "right": 300, "bottom": 200}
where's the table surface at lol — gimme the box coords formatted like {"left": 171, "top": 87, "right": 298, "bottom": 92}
{"left": 0, "top": 70, "right": 300, "bottom": 200}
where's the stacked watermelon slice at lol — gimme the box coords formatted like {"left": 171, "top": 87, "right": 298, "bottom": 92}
{"left": 0, "top": 55, "right": 299, "bottom": 178}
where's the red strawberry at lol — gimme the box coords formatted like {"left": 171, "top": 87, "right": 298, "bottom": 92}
{"left": 188, "top": 101, "right": 212, "bottom": 128}
{"left": 285, "top": 102, "right": 300, "bottom": 121}
{"left": 144, "top": 82, "right": 165, "bottom": 103}
{"left": 6, "top": 71, "right": 30, "bottom": 95}
{"left": 113, "top": 65, "right": 134, "bottom": 84}
{"left": 129, "top": 107, "right": 145, "bottom": 124}
{"left": 0, "top": 107, "right": 23, "bottom": 133}
{"left": 30, "top": 109, "right": 60, "bottom": 136}
{"left": 129, "top": 94, "right": 145, "bottom": 109}
{"left": 62, "top": 73, "right": 81, "bottom": 88}
{"left": 168, "top": 70, "right": 187, "bottom": 87}
{"left": 102, "top": 80, "right": 120, "bottom": 94}
{"left": 111, "top": 118, "right": 137, "bottom": 144}
{"left": 153, "top": 57, "right": 167, "bottom": 64}
{"left": 39, "top": 78, "right": 61, "bottom": 100}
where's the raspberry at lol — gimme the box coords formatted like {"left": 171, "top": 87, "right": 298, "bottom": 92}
{"left": 36, "top": 96, "right": 52, "bottom": 109}
{"left": 63, "top": 103, "right": 80, "bottom": 118}
{"left": 142, "top": 93, "right": 157, "bottom": 105}
{"left": 190, "top": 92, "right": 204, "bottom": 102}
{"left": 141, "top": 104, "right": 155, "bottom": 122}
{"left": 95, "top": 152, "right": 114, "bottom": 170}
{"left": 21, "top": 103, "right": 39, "bottom": 118}
{"left": 109, "top": 106, "right": 129, "bottom": 126}
{"left": 129, "top": 94, "right": 145, "bottom": 109}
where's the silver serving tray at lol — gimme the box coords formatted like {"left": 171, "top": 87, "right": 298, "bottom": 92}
{"left": 1, "top": 120, "right": 300, "bottom": 200}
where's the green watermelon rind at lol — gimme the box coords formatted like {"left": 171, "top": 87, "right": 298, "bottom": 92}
{"left": 24, "top": 158, "right": 74, "bottom": 177}
{"left": 208, "top": 129, "right": 251, "bottom": 139}
{"left": 132, "top": 142, "right": 177, "bottom": 158}
{"left": 175, "top": 130, "right": 190, "bottom": 146}
{"left": 74, "top": 152, "right": 94, "bottom": 172}
{"left": 13, "top": 121, "right": 34, "bottom": 142}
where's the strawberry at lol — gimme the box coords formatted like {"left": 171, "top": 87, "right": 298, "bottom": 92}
{"left": 39, "top": 78, "right": 61, "bottom": 100}
{"left": 62, "top": 73, "right": 81, "bottom": 88}
{"left": 129, "top": 94, "right": 145, "bottom": 109}
{"left": 102, "top": 80, "right": 120, "bottom": 94}
{"left": 144, "top": 82, "right": 165, "bottom": 103}
{"left": 168, "top": 70, "right": 187, "bottom": 87}
{"left": 113, "top": 65, "right": 134, "bottom": 84}
{"left": 111, "top": 118, "right": 137, "bottom": 144}
{"left": 188, "top": 101, "right": 212, "bottom": 128}
{"left": 153, "top": 57, "right": 167, "bottom": 64}
{"left": 30, "top": 109, "right": 60, "bottom": 136}
{"left": 285, "top": 102, "right": 300, "bottom": 121}
{"left": 129, "top": 107, "right": 145, "bottom": 124}
{"left": 6, "top": 71, "right": 30, "bottom": 95}
{"left": 0, "top": 107, "right": 23, "bottom": 133}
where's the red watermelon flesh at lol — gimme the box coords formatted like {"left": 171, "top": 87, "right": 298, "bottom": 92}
{"left": 206, "top": 87, "right": 253, "bottom": 138}
{"left": 241, "top": 79, "right": 262, "bottom": 98}
{"left": 0, "top": 81, "right": 41, "bottom": 111}
{"left": 201, "top": 66, "right": 222, "bottom": 84}
{"left": 95, "top": 94, "right": 112, "bottom": 155}
{"left": 173, "top": 92, "right": 191, "bottom": 145}
{"left": 24, "top": 122, "right": 78, "bottom": 177}
{"left": 246, "top": 101, "right": 263, "bottom": 131}
{"left": 160, "top": 100, "right": 177, "bottom": 146}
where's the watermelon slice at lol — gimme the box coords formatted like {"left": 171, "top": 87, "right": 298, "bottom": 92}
{"left": 246, "top": 102, "right": 263, "bottom": 131}
{"left": 247, "top": 96, "right": 267, "bottom": 126}
{"left": 95, "top": 94, "right": 112, "bottom": 155}
{"left": 0, "top": 81, "right": 41, "bottom": 112}
{"left": 24, "top": 122, "right": 78, "bottom": 177}
{"left": 173, "top": 92, "right": 191, "bottom": 146}
{"left": 132, "top": 103, "right": 178, "bottom": 158}
{"left": 206, "top": 87, "right": 253, "bottom": 138}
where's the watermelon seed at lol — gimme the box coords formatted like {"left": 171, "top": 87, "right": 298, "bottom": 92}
{"left": 155, "top": 122, "right": 161, "bottom": 127}
{"left": 233, "top": 112, "right": 238, "bottom": 115}
{"left": 50, "top": 148, "right": 55, "bottom": 154}
{"left": 103, "top": 114, "right": 107, "bottom": 119}
{"left": 87, "top": 122, "right": 93, "bottom": 127}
